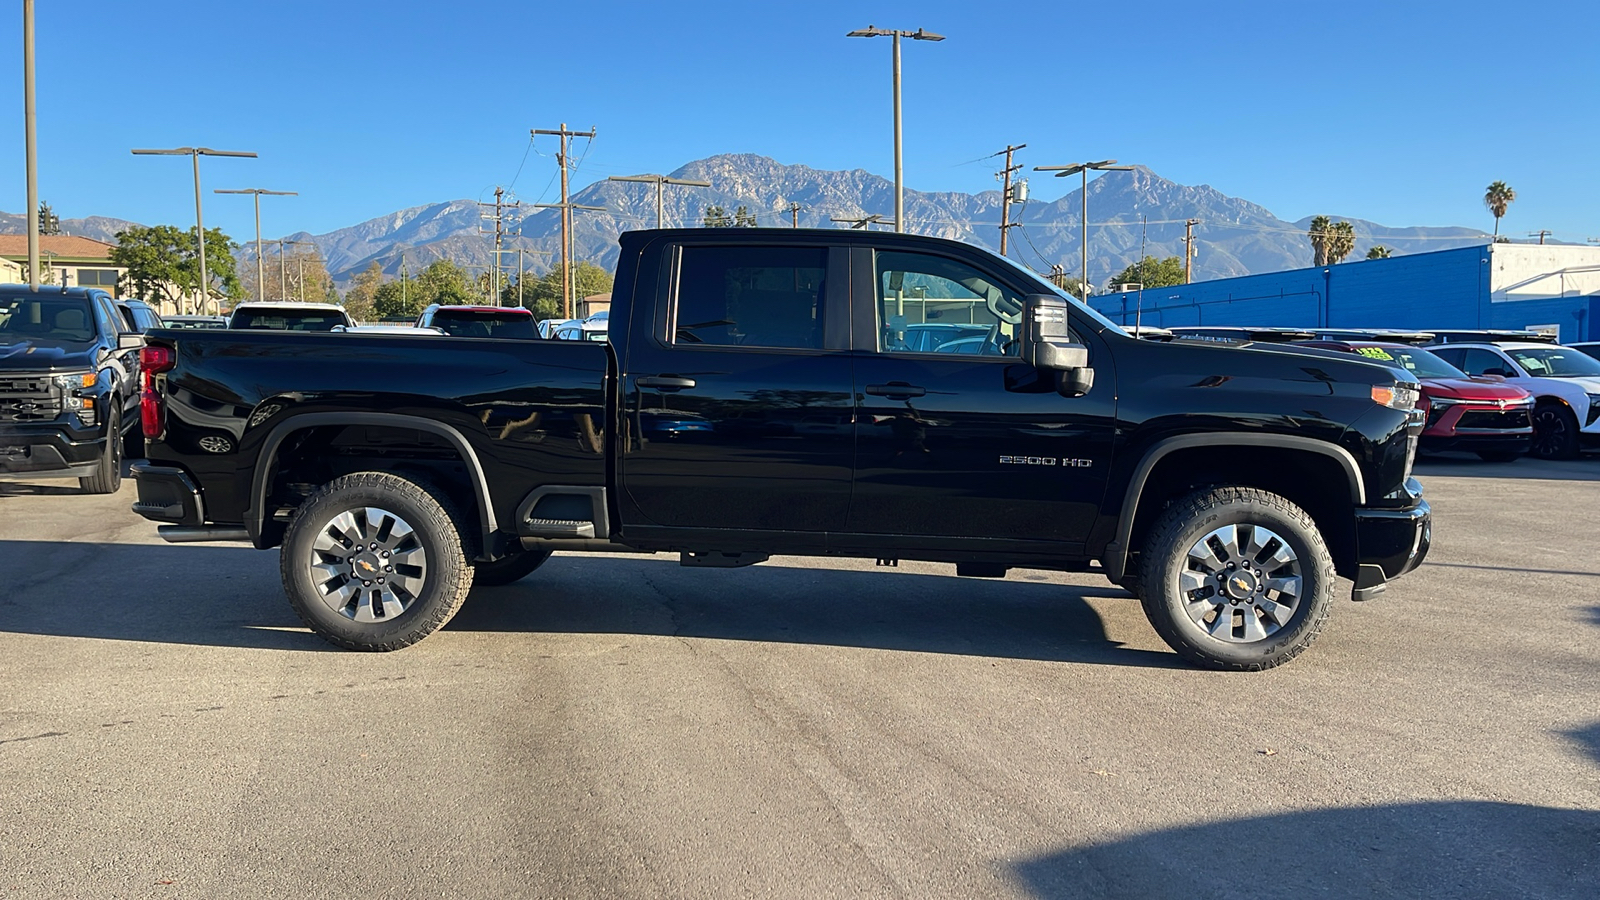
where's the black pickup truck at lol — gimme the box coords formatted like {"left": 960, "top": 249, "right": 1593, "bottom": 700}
{"left": 131, "top": 229, "right": 1431, "bottom": 670}
{"left": 1, "top": 285, "right": 149, "bottom": 492}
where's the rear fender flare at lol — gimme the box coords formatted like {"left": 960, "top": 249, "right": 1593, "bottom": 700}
{"left": 247, "top": 412, "right": 496, "bottom": 549}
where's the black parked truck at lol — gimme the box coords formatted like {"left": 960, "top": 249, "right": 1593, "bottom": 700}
{"left": 131, "top": 229, "right": 1431, "bottom": 670}
{"left": 1, "top": 285, "right": 148, "bottom": 492}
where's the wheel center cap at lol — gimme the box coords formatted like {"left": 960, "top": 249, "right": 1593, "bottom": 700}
{"left": 351, "top": 552, "right": 383, "bottom": 579}
{"left": 1223, "top": 570, "right": 1259, "bottom": 600}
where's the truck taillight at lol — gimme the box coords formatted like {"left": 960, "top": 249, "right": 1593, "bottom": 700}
{"left": 139, "top": 345, "right": 174, "bottom": 439}
{"left": 140, "top": 346, "right": 176, "bottom": 374}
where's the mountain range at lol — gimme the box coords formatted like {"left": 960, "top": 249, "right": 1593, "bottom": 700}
{"left": 3, "top": 154, "right": 1493, "bottom": 289}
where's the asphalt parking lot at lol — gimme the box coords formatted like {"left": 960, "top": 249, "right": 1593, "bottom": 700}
{"left": 1, "top": 456, "right": 1597, "bottom": 899}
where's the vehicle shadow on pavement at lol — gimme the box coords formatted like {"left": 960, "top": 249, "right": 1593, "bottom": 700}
{"left": 0, "top": 482, "right": 84, "bottom": 498}
{"left": 1007, "top": 801, "right": 1600, "bottom": 900}
{"left": 1413, "top": 456, "right": 1600, "bottom": 481}
{"left": 1570, "top": 723, "right": 1600, "bottom": 769}
{"left": 452, "top": 555, "right": 1183, "bottom": 668}
{"left": 0, "top": 539, "right": 326, "bottom": 651}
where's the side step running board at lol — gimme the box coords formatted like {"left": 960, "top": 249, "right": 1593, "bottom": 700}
{"left": 522, "top": 517, "right": 596, "bottom": 539}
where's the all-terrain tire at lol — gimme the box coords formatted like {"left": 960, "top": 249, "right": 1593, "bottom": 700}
{"left": 470, "top": 547, "right": 553, "bottom": 586}
{"left": 1138, "top": 486, "right": 1336, "bottom": 671}
{"left": 280, "top": 471, "right": 475, "bottom": 651}
{"left": 79, "top": 408, "right": 123, "bottom": 494}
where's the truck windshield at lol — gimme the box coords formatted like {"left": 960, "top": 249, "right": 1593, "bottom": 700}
{"left": 1506, "top": 346, "right": 1600, "bottom": 378}
{"left": 1349, "top": 345, "right": 1464, "bottom": 379}
{"left": 0, "top": 296, "right": 96, "bottom": 344}
{"left": 429, "top": 310, "right": 537, "bottom": 339}
{"left": 1005, "top": 261, "right": 1131, "bottom": 337}
{"left": 230, "top": 309, "right": 348, "bottom": 332}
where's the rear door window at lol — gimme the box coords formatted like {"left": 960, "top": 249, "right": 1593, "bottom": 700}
{"left": 672, "top": 245, "right": 827, "bottom": 349}
{"left": 429, "top": 310, "right": 537, "bottom": 339}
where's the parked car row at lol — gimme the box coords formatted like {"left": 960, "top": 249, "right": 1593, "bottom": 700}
{"left": 1135, "top": 327, "right": 1600, "bottom": 460}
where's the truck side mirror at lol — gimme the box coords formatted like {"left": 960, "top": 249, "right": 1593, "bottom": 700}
{"left": 1020, "top": 294, "right": 1095, "bottom": 397}
{"left": 118, "top": 332, "right": 145, "bottom": 351}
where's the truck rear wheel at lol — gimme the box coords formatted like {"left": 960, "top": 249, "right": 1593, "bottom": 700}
{"left": 1137, "top": 486, "right": 1335, "bottom": 671}
{"left": 470, "top": 547, "right": 553, "bottom": 586}
{"left": 280, "top": 472, "right": 474, "bottom": 651}
{"left": 78, "top": 408, "right": 123, "bottom": 494}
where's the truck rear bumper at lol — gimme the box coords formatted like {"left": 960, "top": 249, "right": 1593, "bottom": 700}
{"left": 130, "top": 461, "right": 206, "bottom": 525}
{"left": 1351, "top": 497, "right": 1431, "bottom": 601}
{"left": 0, "top": 423, "right": 104, "bottom": 480}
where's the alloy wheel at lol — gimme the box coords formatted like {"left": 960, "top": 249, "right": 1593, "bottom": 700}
{"left": 306, "top": 506, "right": 428, "bottom": 622}
{"left": 1177, "top": 523, "right": 1303, "bottom": 643}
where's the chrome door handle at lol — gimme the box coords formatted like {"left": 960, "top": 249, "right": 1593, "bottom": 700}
{"left": 636, "top": 376, "right": 697, "bottom": 391}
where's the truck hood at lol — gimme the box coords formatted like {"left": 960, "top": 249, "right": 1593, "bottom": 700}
{"left": 0, "top": 337, "right": 99, "bottom": 371}
{"left": 1420, "top": 377, "right": 1531, "bottom": 402}
{"left": 1176, "top": 338, "right": 1417, "bottom": 382}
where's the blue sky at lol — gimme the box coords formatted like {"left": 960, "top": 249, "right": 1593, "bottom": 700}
{"left": 2, "top": 0, "right": 1595, "bottom": 242}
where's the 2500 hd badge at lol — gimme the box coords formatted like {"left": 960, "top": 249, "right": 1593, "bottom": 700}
{"left": 998, "top": 455, "right": 1092, "bottom": 467}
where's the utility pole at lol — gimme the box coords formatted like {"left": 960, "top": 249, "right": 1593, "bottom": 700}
{"left": 532, "top": 123, "right": 598, "bottom": 318}
{"left": 479, "top": 186, "right": 520, "bottom": 305}
{"left": 1181, "top": 218, "right": 1200, "bottom": 284}
{"left": 994, "top": 143, "right": 1026, "bottom": 256}
{"left": 215, "top": 188, "right": 296, "bottom": 302}
{"left": 284, "top": 239, "right": 316, "bottom": 302}
{"left": 606, "top": 174, "right": 711, "bottom": 228}
{"left": 830, "top": 214, "right": 896, "bottom": 230}
{"left": 788, "top": 203, "right": 803, "bottom": 227}
{"left": 1529, "top": 230, "right": 1552, "bottom": 245}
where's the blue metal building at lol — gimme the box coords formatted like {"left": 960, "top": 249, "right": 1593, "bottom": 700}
{"left": 1091, "top": 243, "right": 1600, "bottom": 343}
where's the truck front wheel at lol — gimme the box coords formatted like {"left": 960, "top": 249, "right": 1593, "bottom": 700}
{"left": 1137, "top": 486, "right": 1335, "bottom": 671}
{"left": 280, "top": 472, "right": 474, "bottom": 651}
{"left": 78, "top": 408, "right": 123, "bottom": 494}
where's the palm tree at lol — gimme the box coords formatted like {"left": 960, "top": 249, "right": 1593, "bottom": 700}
{"left": 1484, "top": 181, "right": 1516, "bottom": 236}
{"left": 1308, "top": 215, "right": 1332, "bottom": 266}
{"left": 1327, "top": 221, "right": 1357, "bottom": 264}
{"left": 1366, "top": 245, "right": 1392, "bottom": 259}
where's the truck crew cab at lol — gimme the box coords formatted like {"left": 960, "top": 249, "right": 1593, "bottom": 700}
{"left": 131, "top": 229, "right": 1431, "bottom": 670}
{"left": 1, "top": 285, "right": 147, "bottom": 492}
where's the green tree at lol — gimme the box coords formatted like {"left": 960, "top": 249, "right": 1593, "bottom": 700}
{"left": 1308, "top": 216, "right": 1356, "bottom": 265}
{"left": 38, "top": 201, "right": 61, "bottom": 235}
{"left": 1366, "top": 245, "right": 1392, "bottom": 260}
{"left": 111, "top": 224, "right": 242, "bottom": 312}
{"left": 1327, "top": 221, "right": 1356, "bottom": 264}
{"left": 512, "top": 262, "right": 614, "bottom": 319}
{"left": 702, "top": 205, "right": 756, "bottom": 228}
{"left": 344, "top": 261, "right": 384, "bottom": 321}
{"left": 1109, "top": 255, "right": 1186, "bottom": 290}
{"left": 1483, "top": 181, "right": 1516, "bottom": 237}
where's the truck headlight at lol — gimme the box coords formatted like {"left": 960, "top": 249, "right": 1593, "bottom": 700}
{"left": 1372, "top": 382, "right": 1419, "bottom": 410}
{"left": 52, "top": 370, "right": 97, "bottom": 390}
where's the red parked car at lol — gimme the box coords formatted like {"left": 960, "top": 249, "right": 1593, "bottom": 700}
{"left": 1301, "top": 341, "right": 1535, "bottom": 461}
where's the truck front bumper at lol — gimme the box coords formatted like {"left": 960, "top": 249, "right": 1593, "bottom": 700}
{"left": 1350, "top": 479, "right": 1432, "bottom": 601}
{"left": 0, "top": 422, "right": 104, "bottom": 480}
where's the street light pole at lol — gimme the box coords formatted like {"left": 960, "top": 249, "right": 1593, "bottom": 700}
{"left": 23, "top": 0, "right": 40, "bottom": 291}
{"left": 132, "top": 147, "right": 256, "bottom": 314}
{"left": 847, "top": 25, "right": 944, "bottom": 234}
{"left": 607, "top": 175, "right": 712, "bottom": 228}
{"left": 1033, "top": 160, "right": 1134, "bottom": 296}
{"left": 214, "top": 188, "right": 296, "bottom": 302}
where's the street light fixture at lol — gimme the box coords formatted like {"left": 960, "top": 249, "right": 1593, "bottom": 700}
{"left": 606, "top": 175, "right": 712, "bottom": 228}
{"left": 847, "top": 25, "right": 945, "bottom": 234}
{"left": 1033, "top": 160, "right": 1135, "bottom": 296}
{"left": 214, "top": 188, "right": 297, "bottom": 301}
{"left": 132, "top": 147, "right": 257, "bottom": 314}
